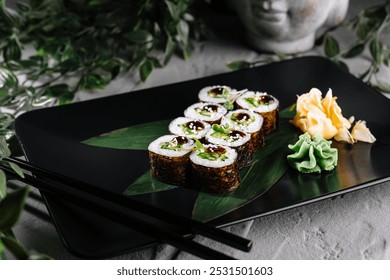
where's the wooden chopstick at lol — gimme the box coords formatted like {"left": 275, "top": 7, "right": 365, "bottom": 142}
{"left": 4, "top": 167, "right": 235, "bottom": 260}
{"left": 6, "top": 157, "right": 251, "bottom": 253}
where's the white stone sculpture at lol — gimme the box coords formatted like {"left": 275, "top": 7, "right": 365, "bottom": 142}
{"left": 228, "top": 0, "right": 350, "bottom": 54}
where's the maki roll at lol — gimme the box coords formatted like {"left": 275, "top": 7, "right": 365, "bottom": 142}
{"left": 184, "top": 102, "right": 227, "bottom": 125}
{"left": 198, "top": 85, "right": 237, "bottom": 104}
{"left": 236, "top": 91, "right": 279, "bottom": 134}
{"left": 222, "top": 109, "right": 265, "bottom": 151}
{"left": 169, "top": 117, "right": 211, "bottom": 139}
{"left": 148, "top": 135, "right": 194, "bottom": 185}
{"left": 190, "top": 144, "right": 239, "bottom": 193}
{"left": 205, "top": 124, "right": 252, "bottom": 169}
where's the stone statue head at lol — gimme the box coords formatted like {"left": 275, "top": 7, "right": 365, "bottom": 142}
{"left": 228, "top": 0, "right": 350, "bottom": 54}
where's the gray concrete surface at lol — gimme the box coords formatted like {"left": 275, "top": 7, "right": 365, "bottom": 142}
{"left": 12, "top": 0, "right": 390, "bottom": 259}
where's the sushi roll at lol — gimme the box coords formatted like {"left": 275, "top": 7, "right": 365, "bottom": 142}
{"left": 190, "top": 144, "right": 239, "bottom": 193}
{"left": 205, "top": 124, "right": 252, "bottom": 169}
{"left": 198, "top": 85, "right": 237, "bottom": 104}
{"left": 184, "top": 102, "right": 227, "bottom": 125}
{"left": 148, "top": 135, "right": 194, "bottom": 185}
{"left": 169, "top": 117, "right": 211, "bottom": 139}
{"left": 221, "top": 109, "right": 265, "bottom": 151}
{"left": 236, "top": 91, "right": 279, "bottom": 134}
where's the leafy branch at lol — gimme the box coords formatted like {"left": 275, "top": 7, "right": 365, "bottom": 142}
{"left": 321, "top": 1, "right": 390, "bottom": 92}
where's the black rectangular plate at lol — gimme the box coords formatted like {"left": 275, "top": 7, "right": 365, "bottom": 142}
{"left": 15, "top": 56, "right": 390, "bottom": 259}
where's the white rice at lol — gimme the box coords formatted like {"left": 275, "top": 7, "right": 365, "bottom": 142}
{"left": 198, "top": 85, "right": 237, "bottom": 104}
{"left": 236, "top": 91, "right": 279, "bottom": 113}
{"left": 148, "top": 135, "right": 194, "bottom": 157}
{"left": 184, "top": 102, "right": 227, "bottom": 123}
{"left": 205, "top": 127, "right": 250, "bottom": 148}
{"left": 168, "top": 117, "right": 211, "bottom": 139}
{"left": 221, "top": 109, "right": 263, "bottom": 133}
{"left": 190, "top": 144, "right": 237, "bottom": 168}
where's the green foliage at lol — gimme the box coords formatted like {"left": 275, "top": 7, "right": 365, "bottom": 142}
{"left": 321, "top": 1, "right": 390, "bottom": 88}
{"left": 0, "top": 0, "right": 211, "bottom": 109}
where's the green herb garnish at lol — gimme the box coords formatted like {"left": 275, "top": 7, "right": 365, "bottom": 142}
{"left": 212, "top": 124, "right": 229, "bottom": 134}
{"left": 210, "top": 124, "right": 230, "bottom": 140}
{"left": 197, "top": 152, "right": 228, "bottom": 161}
{"left": 180, "top": 123, "right": 197, "bottom": 135}
{"left": 193, "top": 138, "right": 204, "bottom": 151}
{"left": 160, "top": 141, "right": 182, "bottom": 151}
{"left": 244, "top": 97, "right": 260, "bottom": 107}
{"left": 223, "top": 101, "right": 234, "bottom": 111}
{"left": 194, "top": 106, "right": 213, "bottom": 117}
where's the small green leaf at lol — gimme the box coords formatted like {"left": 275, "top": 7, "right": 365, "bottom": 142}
{"left": 140, "top": 59, "right": 154, "bottom": 81}
{"left": 0, "top": 186, "right": 29, "bottom": 230}
{"left": 0, "top": 235, "right": 29, "bottom": 259}
{"left": 80, "top": 73, "right": 106, "bottom": 90}
{"left": 369, "top": 38, "right": 383, "bottom": 65}
{"left": 0, "top": 137, "right": 11, "bottom": 158}
{"left": 149, "top": 57, "right": 162, "bottom": 68}
{"left": 324, "top": 35, "right": 340, "bottom": 58}
{"left": 165, "top": 0, "right": 178, "bottom": 19}
{"left": 177, "top": 20, "right": 189, "bottom": 45}
{"left": 342, "top": 44, "right": 365, "bottom": 58}
{"left": 363, "top": 5, "right": 387, "bottom": 19}
{"left": 356, "top": 24, "right": 370, "bottom": 41}
{"left": 0, "top": 67, "right": 18, "bottom": 88}
{"left": 0, "top": 161, "right": 24, "bottom": 178}
{"left": 164, "top": 35, "right": 175, "bottom": 65}
{"left": 3, "top": 39, "right": 22, "bottom": 61}
{"left": 226, "top": 60, "right": 251, "bottom": 71}
{"left": 334, "top": 60, "right": 350, "bottom": 73}
{"left": 0, "top": 169, "right": 6, "bottom": 200}
{"left": 125, "top": 30, "right": 153, "bottom": 44}
{"left": 375, "top": 80, "right": 390, "bottom": 93}
{"left": 43, "top": 84, "right": 70, "bottom": 98}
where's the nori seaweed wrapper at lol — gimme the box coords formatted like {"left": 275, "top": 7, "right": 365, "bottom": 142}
{"left": 249, "top": 130, "right": 265, "bottom": 152}
{"left": 257, "top": 108, "right": 279, "bottom": 134}
{"left": 232, "top": 140, "right": 252, "bottom": 169}
{"left": 149, "top": 151, "right": 190, "bottom": 186}
{"left": 190, "top": 161, "right": 240, "bottom": 193}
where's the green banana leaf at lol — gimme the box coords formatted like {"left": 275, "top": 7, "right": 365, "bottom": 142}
{"left": 123, "top": 170, "right": 177, "bottom": 196}
{"left": 82, "top": 119, "right": 171, "bottom": 150}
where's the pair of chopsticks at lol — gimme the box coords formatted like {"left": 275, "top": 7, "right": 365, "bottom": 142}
{"left": 3, "top": 157, "right": 252, "bottom": 259}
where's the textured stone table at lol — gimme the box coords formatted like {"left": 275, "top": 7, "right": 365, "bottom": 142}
{"left": 13, "top": 0, "right": 390, "bottom": 260}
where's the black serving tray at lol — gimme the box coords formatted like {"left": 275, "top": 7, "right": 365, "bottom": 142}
{"left": 15, "top": 56, "right": 390, "bottom": 259}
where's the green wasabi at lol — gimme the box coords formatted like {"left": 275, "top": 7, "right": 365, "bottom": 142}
{"left": 287, "top": 133, "right": 338, "bottom": 173}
